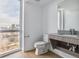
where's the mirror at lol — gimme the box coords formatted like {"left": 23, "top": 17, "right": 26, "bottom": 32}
{"left": 57, "top": 0, "right": 79, "bottom": 31}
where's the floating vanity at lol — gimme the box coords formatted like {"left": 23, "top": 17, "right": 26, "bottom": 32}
{"left": 49, "top": 33, "right": 79, "bottom": 57}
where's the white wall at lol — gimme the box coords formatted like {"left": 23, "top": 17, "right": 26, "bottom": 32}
{"left": 59, "top": 0, "right": 79, "bottom": 11}
{"left": 42, "top": 0, "right": 63, "bottom": 34}
{"left": 24, "top": 3, "right": 43, "bottom": 51}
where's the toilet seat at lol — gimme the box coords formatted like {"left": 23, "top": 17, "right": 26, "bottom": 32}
{"left": 34, "top": 41, "right": 48, "bottom": 48}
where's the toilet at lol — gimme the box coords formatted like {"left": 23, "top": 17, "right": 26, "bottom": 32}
{"left": 34, "top": 34, "right": 49, "bottom": 55}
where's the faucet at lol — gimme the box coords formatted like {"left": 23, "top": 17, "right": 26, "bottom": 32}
{"left": 69, "top": 29, "right": 75, "bottom": 35}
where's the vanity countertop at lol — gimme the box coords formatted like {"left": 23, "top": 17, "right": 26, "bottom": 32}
{"left": 48, "top": 33, "right": 79, "bottom": 45}
{"left": 49, "top": 33, "right": 79, "bottom": 40}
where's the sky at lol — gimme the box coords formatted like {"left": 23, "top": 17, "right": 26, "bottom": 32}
{"left": 0, "top": 0, "right": 20, "bottom": 26}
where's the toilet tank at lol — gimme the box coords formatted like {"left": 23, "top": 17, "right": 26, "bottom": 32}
{"left": 43, "top": 34, "right": 49, "bottom": 42}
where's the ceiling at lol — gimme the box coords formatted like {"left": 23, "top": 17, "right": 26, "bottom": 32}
{"left": 25, "top": 0, "right": 56, "bottom": 6}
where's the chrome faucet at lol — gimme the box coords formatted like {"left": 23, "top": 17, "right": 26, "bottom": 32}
{"left": 69, "top": 29, "right": 75, "bottom": 35}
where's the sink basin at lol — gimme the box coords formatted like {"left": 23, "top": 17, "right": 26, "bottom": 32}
{"left": 58, "top": 34, "right": 78, "bottom": 38}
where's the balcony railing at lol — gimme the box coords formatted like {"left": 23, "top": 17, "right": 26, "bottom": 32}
{"left": 0, "top": 30, "right": 20, "bottom": 55}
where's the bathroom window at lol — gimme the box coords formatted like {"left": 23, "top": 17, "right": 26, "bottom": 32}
{"left": 0, "top": 0, "right": 20, "bottom": 56}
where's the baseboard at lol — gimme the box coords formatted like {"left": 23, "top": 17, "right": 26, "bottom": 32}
{"left": 22, "top": 48, "right": 35, "bottom": 52}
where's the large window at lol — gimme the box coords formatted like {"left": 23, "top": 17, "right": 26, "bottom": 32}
{"left": 0, "top": 0, "right": 20, "bottom": 55}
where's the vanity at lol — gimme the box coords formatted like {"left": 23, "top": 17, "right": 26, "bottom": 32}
{"left": 49, "top": 34, "right": 79, "bottom": 57}
{"left": 49, "top": 0, "right": 79, "bottom": 57}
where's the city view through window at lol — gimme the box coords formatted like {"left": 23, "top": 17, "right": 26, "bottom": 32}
{"left": 0, "top": 0, "right": 20, "bottom": 55}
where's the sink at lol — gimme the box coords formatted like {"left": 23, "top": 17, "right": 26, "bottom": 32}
{"left": 58, "top": 34, "right": 78, "bottom": 38}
